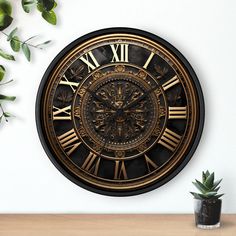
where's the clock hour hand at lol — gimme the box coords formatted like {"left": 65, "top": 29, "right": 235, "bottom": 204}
{"left": 123, "top": 84, "right": 159, "bottom": 110}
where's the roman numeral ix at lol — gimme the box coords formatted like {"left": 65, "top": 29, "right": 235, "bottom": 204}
{"left": 59, "top": 75, "right": 79, "bottom": 93}
{"left": 53, "top": 105, "right": 71, "bottom": 120}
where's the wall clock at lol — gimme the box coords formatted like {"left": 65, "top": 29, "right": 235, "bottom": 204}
{"left": 36, "top": 28, "right": 204, "bottom": 196}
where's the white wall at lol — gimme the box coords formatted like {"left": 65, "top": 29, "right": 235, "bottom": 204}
{"left": 0, "top": 0, "right": 235, "bottom": 213}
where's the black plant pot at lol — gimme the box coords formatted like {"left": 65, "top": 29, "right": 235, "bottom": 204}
{"left": 194, "top": 198, "right": 222, "bottom": 229}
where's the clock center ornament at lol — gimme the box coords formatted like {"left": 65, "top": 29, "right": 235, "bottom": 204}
{"left": 36, "top": 28, "right": 204, "bottom": 196}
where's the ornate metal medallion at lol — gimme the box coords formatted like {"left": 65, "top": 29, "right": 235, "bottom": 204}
{"left": 36, "top": 28, "right": 204, "bottom": 196}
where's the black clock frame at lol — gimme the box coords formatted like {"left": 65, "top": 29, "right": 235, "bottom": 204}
{"left": 36, "top": 27, "right": 205, "bottom": 196}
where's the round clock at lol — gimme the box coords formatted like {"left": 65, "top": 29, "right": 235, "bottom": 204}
{"left": 36, "top": 28, "right": 204, "bottom": 196}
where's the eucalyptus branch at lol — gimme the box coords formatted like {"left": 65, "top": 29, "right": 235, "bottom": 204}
{"left": 0, "top": 0, "right": 58, "bottom": 125}
{"left": 0, "top": 27, "right": 51, "bottom": 61}
{"left": 0, "top": 64, "right": 15, "bottom": 123}
{"left": 1, "top": 31, "right": 41, "bottom": 49}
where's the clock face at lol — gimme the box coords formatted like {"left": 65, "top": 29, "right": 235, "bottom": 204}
{"left": 36, "top": 28, "right": 204, "bottom": 196}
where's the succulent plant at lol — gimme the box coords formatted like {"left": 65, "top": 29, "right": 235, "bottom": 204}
{"left": 190, "top": 171, "right": 224, "bottom": 200}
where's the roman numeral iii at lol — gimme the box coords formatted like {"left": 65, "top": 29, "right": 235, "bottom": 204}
{"left": 57, "top": 128, "right": 81, "bottom": 156}
{"left": 168, "top": 106, "right": 187, "bottom": 119}
{"left": 158, "top": 128, "right": 181, "bottom": 152}
{"left": 110, "top": 44, "right": 129, "bottom": 63}
{"left": 79, "top": 51, "right": 100, "bottom": 73}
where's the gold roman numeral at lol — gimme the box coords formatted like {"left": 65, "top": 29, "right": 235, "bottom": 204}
{"left": 79, "top": 51, "right": 100, "bottom": 73}
{"left": 158, "top": 128, "right": 181, "bottom": 152}
{"left": 81, "top": 152, "right": 100, "bottom": 176}
{"left": 58, "top": 128, "right": 81, "bottom": 155}
{"left": 144, "top": 154, "right": 158, "bottom": 173}
{"left": 168, "top": 106, "right": 187, "bottom": 119}
{"left": 59, "top": 75, "right": 79, "bottom": 93}
{"left": 114, "top": 160, "right": 128, "bottom": 180}
{"left": 162, "top": 75, "right": 180, "bottom": 91}
{"left": 53, "top": 105, "right": 71, "bottom": 120}
{"left": 143, "top": 52, "right": 155, "bottom": 69}
{"left": 110, "top": 44, "right": 129, "bottom": 63}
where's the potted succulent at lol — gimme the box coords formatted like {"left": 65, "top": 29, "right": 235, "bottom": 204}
{"left": 190, "top": 171, "right": 224, "bottom": 229}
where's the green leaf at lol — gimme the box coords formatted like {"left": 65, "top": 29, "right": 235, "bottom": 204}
{"left": 204, "top": 191, "right": 218, "bottom": 197}
{"left": 0, "top": 0, "right": 12, "bottom": 15}
{"left": 197, "top": 192, "right": 218, "bottom": 199}
{"left": 36, "top": 40, "right": 51, "bottom": 48}
{"left": 21, "top": 43, "right": 31, "bottom": 61}
{"left": 37, "top": 2, "right": 57, "bottom": 12}
{"left": 0, "top": 49, "right": 15, "bottom": 60}
{"left": 0, "top": 0, "right": 13, "bottom": 30}
{"left": 7, "top": 27, "right": 18, "bottom": 41}
{"left": 205, "top": 170, "right": 210, "bottom": 178}
{"left": 193, "top": 180, "right": 209, "bottom": 193}
{"left": 0, "top": 13, "right": 13, "bottom": 31}
{"left": 0, "top": 65, "right": 5, "bottom": 81}
{"left": 0, "top": 94, "right": 16, "bottom": 101}
{"left": 53, "top": 1, "right": 57, "bottom": 9}
{"left": 215, "top": 194, "right": 224, "bottom": 199}
{"left": 42, "top": 10, "right": 57, "bottom": 25}
{"left": 0, "top": 79, "right": 13, "bottom": 86}
{"left": 211, "top": 179, "right": 222, "bottom": 191}
{"left": 24, "top": 35, "right": 38, "bottom": 43}
{"left": 213, "top": 186, "right": 220, "bottom": 192}
{"left": 205, "top": 172, "right": 214, "bottom": 189}
{"left": 21, "top": 0, "right": 35, "bottom": 13}
{"left": 3, "top": 111, "right": 12, "bottom": 117}
{"left": 10, "top": 36, "right": 21, "bottom": 52}
{"left": 37, "top": 0, "right": 55, "bottom": 11}
{"left": 36, "top": 3, "right": 44, "bottom": 12}
{"left": 202, "top": 171, "right": 207, "bottom": 183}
{"left": 190, "top": 192, "right": 202, "bottom": 200}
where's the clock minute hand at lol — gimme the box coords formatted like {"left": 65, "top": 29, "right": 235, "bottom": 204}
{"left": 87, "top": 88, "right": 117, "bottom": 110}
